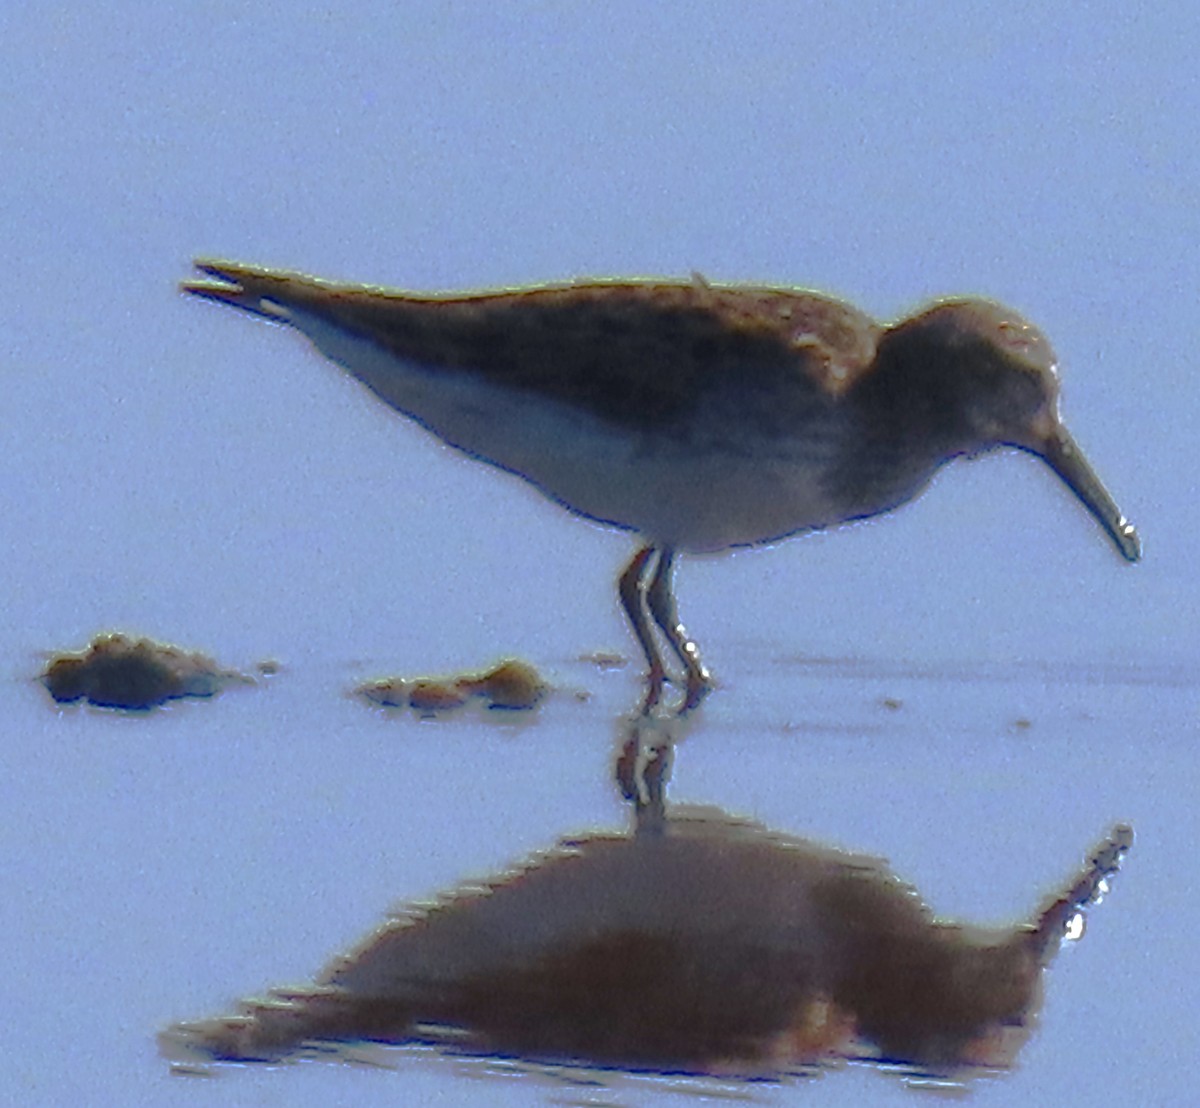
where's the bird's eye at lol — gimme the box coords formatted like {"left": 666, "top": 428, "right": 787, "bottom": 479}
{"left": 997, "top": 319, "right": 1033, "bottom": 350}
{"left": 995, "top": 319, "right": 1055, "bottom": 373}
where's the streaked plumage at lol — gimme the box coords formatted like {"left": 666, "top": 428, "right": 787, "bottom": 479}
{"left": 184, "top": 261, "right": 1140, "bottom": 710}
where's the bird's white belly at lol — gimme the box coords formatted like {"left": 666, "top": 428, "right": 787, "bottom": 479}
{"left": 296, "top": 311, "right": 843, "bottom": 552}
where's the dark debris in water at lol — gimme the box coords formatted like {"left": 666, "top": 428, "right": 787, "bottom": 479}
{"left": 356, "top": 659, "right": 547, "bottom": 715}
{"left": 41, "top": 633, "right": 251, "bottom": 710}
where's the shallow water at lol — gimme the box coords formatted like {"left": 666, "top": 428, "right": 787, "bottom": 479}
{"left": 4, "top": 4, "right": 1194, "bottom": 1102}
{"left": 4, "top": 641, "right": 1194, "bottom": 1107}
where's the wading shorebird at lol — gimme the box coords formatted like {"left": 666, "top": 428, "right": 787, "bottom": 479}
{"left": 183, "top": 262, "right": 1140, "bottom": 710}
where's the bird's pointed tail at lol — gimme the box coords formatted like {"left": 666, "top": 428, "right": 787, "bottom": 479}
{"left": 180, "top": 259, "right": 305, "bottom": 322}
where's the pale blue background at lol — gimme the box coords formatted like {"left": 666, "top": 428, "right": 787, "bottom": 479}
{"left": 2, "top": 4, "right": 1195, "bottom": 1105}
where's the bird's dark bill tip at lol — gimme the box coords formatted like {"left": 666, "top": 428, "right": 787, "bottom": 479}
{"left": 1041, "top": 430, "right": 1141, "bottom": 564}
{"left": 1115, "top": 518, "right": 1141, "bottom": 562}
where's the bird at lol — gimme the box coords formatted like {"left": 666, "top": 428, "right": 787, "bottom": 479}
{"left": 182, "top": 260, "right": 1141, "bottom": 711}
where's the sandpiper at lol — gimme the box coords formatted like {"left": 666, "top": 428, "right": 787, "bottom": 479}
{"left": 183, "top": 261, "right": 1140, "bottom": 710}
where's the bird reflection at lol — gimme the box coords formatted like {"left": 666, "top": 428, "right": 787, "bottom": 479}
{"left": 162, "top": 719, "right": 1130, "bottom": 1085}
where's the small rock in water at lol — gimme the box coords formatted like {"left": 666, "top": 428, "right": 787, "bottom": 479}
{"left": 356, "top": 658, "right": 546, "bottom": 715}
{"left": 41, "top": 633, "right": 250, "bottom": 710}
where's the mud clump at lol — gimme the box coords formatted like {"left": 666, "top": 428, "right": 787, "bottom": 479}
{"left": 357, "top": 659, "right": 546, "bottom": 715}
{"left": 42, "top": 633, "right": 249, "bottom": 710}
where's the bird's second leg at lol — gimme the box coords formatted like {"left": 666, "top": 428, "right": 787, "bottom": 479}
{"left": 618, "top": 545, "right": 668, "bottom": 713}
{"left": 645, "top": 547, "right": 713, "bottom": 712}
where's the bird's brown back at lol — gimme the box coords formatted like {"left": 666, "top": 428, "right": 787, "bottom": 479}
{"left": 215, "top": 270, "right": 884, "bottom": 432}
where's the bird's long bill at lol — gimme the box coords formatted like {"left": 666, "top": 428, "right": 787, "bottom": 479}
{"left": 1040, "top": 428, "right": 1140, "bottom": 561}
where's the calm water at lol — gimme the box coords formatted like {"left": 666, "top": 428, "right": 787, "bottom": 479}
{"left": 4, "top": 640, "right": 1193, "bottom": 1107}
{"left": 5, "top": 5, "right": 1194, "bottom": 1104}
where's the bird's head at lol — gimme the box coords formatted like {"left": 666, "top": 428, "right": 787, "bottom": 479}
{"left": 886, "top": 300, "right": 1140, "bottom": 561}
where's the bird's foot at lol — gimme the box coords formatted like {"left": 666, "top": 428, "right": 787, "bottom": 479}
{"left": 680, "top": 667, "right": 715, "bottom": 714}
{"left": 637, "top": 660, "right": 668, "bottom": 715}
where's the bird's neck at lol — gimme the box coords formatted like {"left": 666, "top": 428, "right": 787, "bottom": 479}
{"left": 824, "top": 351, "right": 980, "bottom": 520}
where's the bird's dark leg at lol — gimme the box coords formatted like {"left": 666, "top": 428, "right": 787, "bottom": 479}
{"left": 645, "top": 547, "right": 713, "bottom": 712}
{"left": 618, "top": 545, "right": 667, "bottom": 713}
